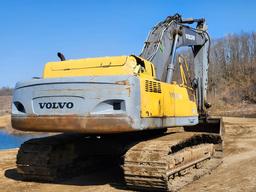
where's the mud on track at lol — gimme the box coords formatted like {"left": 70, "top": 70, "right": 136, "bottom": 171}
{"left": 0, "top": 117, "right": 256, "bottom": 192}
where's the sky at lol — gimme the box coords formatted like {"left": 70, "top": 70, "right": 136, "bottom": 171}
{"left": 0, "top": 0, "right": 256, "bottom": 87}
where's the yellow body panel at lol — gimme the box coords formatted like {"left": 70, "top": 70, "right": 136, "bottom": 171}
{"left": 140, "top": 77, "right": 198, "bottom": 118}
{"left": 43, "top": 55, "right": 156, "bottom": 79}
{"left": 43, "top": 56, "right": 137, "bottom": 78}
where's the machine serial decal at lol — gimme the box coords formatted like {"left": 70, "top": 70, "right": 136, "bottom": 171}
{"left": 185, "top": 34, "right": 196, "bottom": 41}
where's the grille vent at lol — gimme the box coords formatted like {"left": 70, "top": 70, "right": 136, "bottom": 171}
{"left": 145, "top": 80, "right": 161, "bottom": 93}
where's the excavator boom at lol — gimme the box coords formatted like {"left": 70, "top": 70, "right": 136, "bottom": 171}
{"left": 140, "top": 13, "right": 210, "bottom": 115}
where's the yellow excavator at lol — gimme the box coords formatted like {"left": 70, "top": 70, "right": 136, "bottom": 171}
{"left": 11, "top": 14, "right": 223, "bottom": 191}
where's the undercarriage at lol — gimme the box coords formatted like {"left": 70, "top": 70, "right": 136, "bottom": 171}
{"left": 16, "top": 118, "right": 223, "bottom": 191}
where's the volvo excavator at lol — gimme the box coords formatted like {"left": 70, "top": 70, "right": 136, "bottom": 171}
{"left": 11, "top": 14, "right": 223, "bottom": 191}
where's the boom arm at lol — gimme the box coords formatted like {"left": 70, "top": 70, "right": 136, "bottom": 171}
{"left": 140, "top": 13, "right": 210, "bottom": 116}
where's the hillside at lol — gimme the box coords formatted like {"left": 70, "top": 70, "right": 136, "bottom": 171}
{"left": 208, "top": 32, "right": 256, "bottom": 116}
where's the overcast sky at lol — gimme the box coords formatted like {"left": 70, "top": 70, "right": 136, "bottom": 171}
{"left": 1, "top": 0, "right": 256, "bottom": 87}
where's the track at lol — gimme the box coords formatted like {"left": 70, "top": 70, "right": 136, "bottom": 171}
{"left": 16, "top": 130, "right": 165, "bottom": 182}
{"left": 16, "top": 134, "right": 124, "bottom": 181}
{"left": 123, "top": 132, "right": 223, "bottom": 191}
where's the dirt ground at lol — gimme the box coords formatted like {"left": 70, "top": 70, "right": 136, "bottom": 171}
{"left": 0, "top": 117, "right": 256, "bottom": 192}
{"left": 0, "top": 115, "right": 10, "bottom": 128}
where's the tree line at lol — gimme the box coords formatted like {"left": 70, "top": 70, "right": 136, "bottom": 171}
{"left": 208, "top": 32, "right": 256, "bottom": 104}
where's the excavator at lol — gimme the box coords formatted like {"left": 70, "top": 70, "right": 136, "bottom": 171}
{"left": 11, "top": 14, "right": 223, "bottom": 191}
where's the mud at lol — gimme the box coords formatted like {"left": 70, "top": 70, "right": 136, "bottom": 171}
{"left": 0, "top": 117, "right": 256, "bottom": 191}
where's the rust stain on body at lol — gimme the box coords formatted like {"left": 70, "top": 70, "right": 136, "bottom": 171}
{"left": 12, "top": 114, "right": 135, "bottom": 134}
{"left": 115, "top": 80, "right": 129, "bottom": 85}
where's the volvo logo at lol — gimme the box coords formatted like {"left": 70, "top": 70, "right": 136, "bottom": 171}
{"left": 39, "top": 102, "right": 74, "bottom": 109}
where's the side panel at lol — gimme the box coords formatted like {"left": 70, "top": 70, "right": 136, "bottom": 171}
{"left": 165, "top": 85, "right": 198, "bottom": 117}
{"left": 140, "top": 77, "right": 198, "bottom": 127}
{"left": 140, "top": 78, "right": 198, "bottom": 117}
{"left": 140, "top": 79, "right": 163, "bottom": 117}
